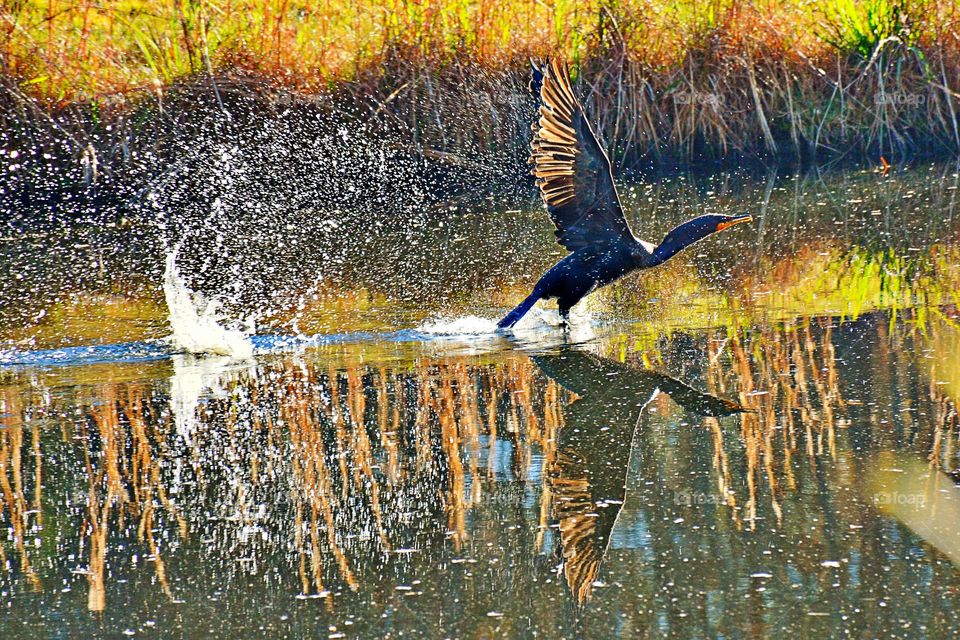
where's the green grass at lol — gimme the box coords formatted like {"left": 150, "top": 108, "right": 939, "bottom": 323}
{"left": 815, "top": 0, "right": 923, "bottom": 60}
{"left": 0, "top": 0, "right": 947, "bottom": 100}
{"left": 1, "top": 0, "right": 955, "bottom": 169}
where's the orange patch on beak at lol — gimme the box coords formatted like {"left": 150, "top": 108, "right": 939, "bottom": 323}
{"left": 716, "top": 215, "right": 752, "bottom": 232}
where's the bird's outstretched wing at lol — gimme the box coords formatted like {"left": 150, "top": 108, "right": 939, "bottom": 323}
{"left": 529, "top": 60, "right": 633, "bottom": 252}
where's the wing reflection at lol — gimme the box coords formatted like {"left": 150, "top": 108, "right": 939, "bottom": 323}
{"left": 2, "top": 312, "right": 960, "bottom": 629}
{"left": 534, "top": 347, "right": 744, "bottom": 605}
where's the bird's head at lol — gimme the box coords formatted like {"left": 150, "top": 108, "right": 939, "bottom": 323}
{"left": 668, "top": 212, "right": 754, "bottom": 243}
{"left": 708, "top": 212, "right": 754, "bottom": 234}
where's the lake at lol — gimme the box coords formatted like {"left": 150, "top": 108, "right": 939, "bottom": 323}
{"left": 2, "top": 162, "right": 960, "bottom": 638}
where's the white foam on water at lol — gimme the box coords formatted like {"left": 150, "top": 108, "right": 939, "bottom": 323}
{"left": 507, "top": 305, "right": 597, "bottom": 343}
{"left": 415, "top": 305, "right": 598, "bottom": 352}
{"left": 163, "top": 249, "right": 255, "bottom": 359}
{"left": 413, "top": 314, "right": 505, "bottom": 356}
{"left": 417, "top": 315, "right": 499, "bottom": 336}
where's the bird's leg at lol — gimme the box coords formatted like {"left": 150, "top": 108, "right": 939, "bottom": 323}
{"left": 559, "top": 305, "right": 571, "bottom": 329}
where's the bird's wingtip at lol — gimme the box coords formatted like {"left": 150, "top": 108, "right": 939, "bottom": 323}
{"left": 529, "top": 59, "right": 546, "bottom": 97}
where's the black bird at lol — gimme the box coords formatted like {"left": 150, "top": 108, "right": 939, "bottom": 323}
{"left": 499, "top": 61, "right": 753, "bottom": 329}
{"left": 533, "top": 347, "right": 745, "bottom": 605}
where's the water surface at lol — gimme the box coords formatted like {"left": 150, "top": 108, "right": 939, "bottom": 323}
{"left": 2, "top": 163, "right": 960, "bottom": 638}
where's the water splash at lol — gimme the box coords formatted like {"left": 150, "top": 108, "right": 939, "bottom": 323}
{"left": 414, "top": 307, "right": 597, "bottom": 349}
{"left": 163, "top": 249, "right": 255, "bottom": 358}
{"left": 508, "top": 306, "right": 597, "bottom": 344}
{"left": 416, "top": 315, "right": 499, "bottom": 336}
{"left": 169, "top": 354, "right": 254, "bottom": 445}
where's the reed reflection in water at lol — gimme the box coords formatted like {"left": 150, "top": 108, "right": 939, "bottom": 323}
{"left": 2, "top": 309, "right": 960, "bottom": 637}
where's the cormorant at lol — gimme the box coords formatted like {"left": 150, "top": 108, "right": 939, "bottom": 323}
{"left": 499, "top": 61, "right": 753, "bottom": 329}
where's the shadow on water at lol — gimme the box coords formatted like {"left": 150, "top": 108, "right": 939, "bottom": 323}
{"left": 1, "top": 307, "right": 960, "bottom": 637}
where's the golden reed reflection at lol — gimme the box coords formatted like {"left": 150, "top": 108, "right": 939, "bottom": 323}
{"left": 0, "top": 310, "right": 958, "bottom": 612}
{"left": 704, "top": 318, "right": 846, "bottom": 531}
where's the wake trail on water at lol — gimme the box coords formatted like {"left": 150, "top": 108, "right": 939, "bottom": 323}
{"left": 163, "top": 248, "right": 255, "bottom": 359}
{"left": 415, "top": 306, "right": 597, "bottom": 344}
{"left": 0, "top": 291, "right": 601, "bottom": 369}
{"left": 416, "top": 315, "right": 500, "bottom": 336}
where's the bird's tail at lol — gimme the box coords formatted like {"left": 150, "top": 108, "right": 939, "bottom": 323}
{"left": 498, "top": 290, "right": 542, "bottom": 329}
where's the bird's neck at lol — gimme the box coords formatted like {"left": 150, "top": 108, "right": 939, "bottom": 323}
{"left": 650, "top": 216, "right": 717, "bottom": 266}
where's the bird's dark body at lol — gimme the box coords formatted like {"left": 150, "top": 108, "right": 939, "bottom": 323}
{"left": 498, "top": 239, "right": 653, "bottom": 328}
{"left": 497, "top": 60, "right": 751, "bottom": 329}
{"left": 535, "top": 240, "right": 648, "bottom": 315}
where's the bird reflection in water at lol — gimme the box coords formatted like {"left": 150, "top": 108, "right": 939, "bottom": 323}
{"left": 533, "top": 347, "right": 745, "bottom": 605}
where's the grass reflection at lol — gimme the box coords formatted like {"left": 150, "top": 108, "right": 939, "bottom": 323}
{"left": 1, "top": 310, "right": 960, "bottom": 631}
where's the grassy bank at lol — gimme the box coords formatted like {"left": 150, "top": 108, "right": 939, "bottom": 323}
{"left": 2, "top": 0, "right": 960, "bottom": 222}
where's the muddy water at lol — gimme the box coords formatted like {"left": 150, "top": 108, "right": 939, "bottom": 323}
{"left": 2, "top": 163, "right": 960, "bottom": 637}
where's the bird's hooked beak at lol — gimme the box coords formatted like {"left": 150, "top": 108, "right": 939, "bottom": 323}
{"left": 716, "top": 213, "right": 753, "bottom": 232}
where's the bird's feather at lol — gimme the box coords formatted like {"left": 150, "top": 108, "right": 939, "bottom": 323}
{"left": 529, "top": 60, "right": 633, "bottom": 252}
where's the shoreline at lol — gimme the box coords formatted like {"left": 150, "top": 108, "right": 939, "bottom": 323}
{"left": 5, "top": 1, "right": 960, "bottom": 223}
{"left": 3, "top": 64, "right": 959, "bottom": 227}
